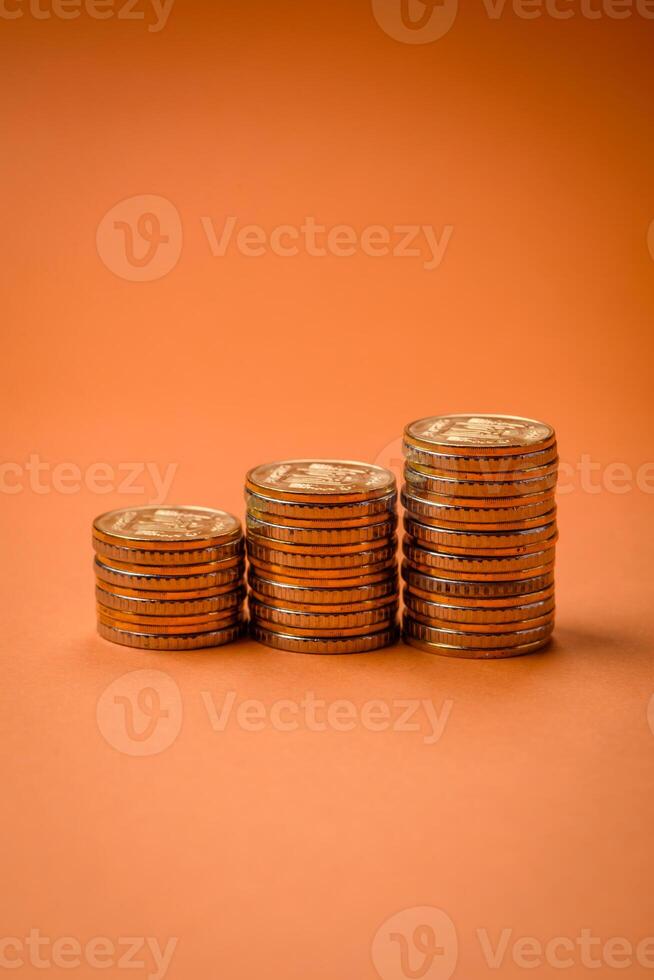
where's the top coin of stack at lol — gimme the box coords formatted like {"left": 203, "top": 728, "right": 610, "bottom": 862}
{"left": 93, "top": 506, "right": 246, "bottom": 650}
{"left": 245, "top": 460, "right": 400, "bottom": 654}
{"left": 401, "top": 414, "right": 558, "bottom": 659}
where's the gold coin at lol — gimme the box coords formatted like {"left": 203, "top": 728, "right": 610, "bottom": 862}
{"left": 249, "top": 598, "right": 398, "bottom": 633}
{"left": 246, "top": 536, "right": 397, "bottom": 569}
{"left": 248, "top": 574, "right": 399, "bottom": 610}
{"left": 251, "top": 624, "right": 399, "bottom": 654}
{"left": 404, "top": 414, "right": 556, "bottom": 457}
{"left": 97, "top": 553, "right": 243, "bottom": 576}
{"left": 93, "top": 536, "right": 243, "bottom": 566}
{"left": 401, "top": 562, "right": 555, "bottom": 598}
{"left": 247, "top": 560, "right": 398, "bottom": 589}
{"left": 93, "top": 506, "right": 242, "bottom": 551}
{"left": 403, "top": 517, "right": 558, "bottom": 553}
{"left": 405, "top": 466, "right": 557, "bottom": 498}
{"left": 403, "top": 615, "right": 554, "bottom": 648}
{"left": 98, "top": 580, "right": 244, "bottom": 601}
{"left": 246, "top": 513, "right": 396, "bottom": 546}
{"left": 245, "top": 490, "right": 398, "bottom": 524}
{"left": 96, "top": 585, "right": 245, "bottom": 616}
{"left": 97, "top": 620, "right": 246, "bottom": 650}
{"left": 97, "top": 607, "right": 243, "bottom": 634}
{"left": 403, "top": 593, "right": 554, "bottom": 631}
{"left": 403, "top": 621, "right": 551, "bottom": 659}
{"left": 401, "top": 489, "right": 556, "bottom": 527}
{"left": 402, "top": 483, "right": 557, "bottom": 510}
{"left": 403, "top": 442, "right": 558, "bottom": 474}
{"left": 403, "top": 580, "right": 554, "bottom": 612}
{"left": 246, "top": 459, "right": 395, "bottom": 504}
{"left": 95, "top": 558, "right": 244, "bottom": 592}
{"left": 403, "top": 537, "right": 556, "bottom": 574}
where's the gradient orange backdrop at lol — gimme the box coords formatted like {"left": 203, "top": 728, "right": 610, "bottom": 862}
{"left": 2, "top": 1, "right": 654, "bottom": 978}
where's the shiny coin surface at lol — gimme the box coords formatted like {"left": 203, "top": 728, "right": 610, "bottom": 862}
{"left": 403, "top": 618, "right": 551, "bottom": 659}
{"left": 405, "top": 466, "right": 557, "bottom": 499}
{"left": 403, "top": 537, "right": 556, "bottom": 575}
{"left": 403, "top": 579, "right": 554, "bottom": 611}
{"left": 403, "top": 616, "right": 554, "bottom": 649}
{"left": 246, "top": 537, "right": 397, "bottom": 569}
{"left": 95, "top": 557, "right": 244, "bottom": 592}
{"left": 403, "top": 517, "right": 557, "bottom": 553}
{"left": 404, "top": 414, "right": 556, "bottom": 456}
{"left": 249, "top": 598, "right": 398, "bottom": 634}
{"left": 246, "top": 460, "right": 395, "bottom": 504}
{"left": 403, "top": 592, "right": 554, "bottom": 630}
{"left": 93, "top": 506, "right": 242, "bottom": 551}
{"left": 249, "top": 574, "right": 399, "bottom": 609}
{"left": 403, "top": 442, "right": 558, "bottom": 474}
{"left": 97, "top": 608, "right": 243, "bottom": 634}
{"left": 401, "top": 489, "right": 556, "bottom": 527}
{"left": 251, "top": 624, "right": 399, "bottom": 654}
{"left": 93, "top": 536, "right": 243, "bottom": 567}
{"left": 401, "top": 562, "right": 555, "bottom": 599}
{"left": 245, "top": 490, "right": 397, "bottom": 523}
{"left": 97, "top": 620, "right": 246, "bottom": 650}
{"left": 100, "top": 554, "right": 243, "bottom": 576}
{"left": 248, "top": 561, "right": 398, "bottom": 589}
{"left": 246, "top": 513, "right": 396, "bottom": 546}
{"left": 96, "top": 585, "right": 245, "bottom": 616}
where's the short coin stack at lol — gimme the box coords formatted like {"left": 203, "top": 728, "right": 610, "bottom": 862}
{"left": 245, "top": 460, "right": 400, "bottom": 654}
{"left": 401, "top": 415, "right": 558, "bottom": 658}
{"left": 93, "top": 506, "right": 246, "bottom": 650}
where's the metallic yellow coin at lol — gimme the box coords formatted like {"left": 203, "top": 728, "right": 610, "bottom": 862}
{"left": 403, "top": 593, "right": 554, "bottom": 631}
{"left": 248, "top": 598, "right": 398, "bottom": 634}
{"left": 99, "top": 553, "right": 243, "bottom": 576}
{"left": 401, "top": 489, "right": 556, "bottom": 528}
{"left": 403, "top": 442, "right": 558, "bottom": 474}
{"left": 403, "top": 537, "right": 556, "bottom": 575}
{"left": 96, "top": 585, "right": 245, "bottom": 616}
{"left": 403, "top": 615, "right": 553, "bottom": 651}
{"left": 95, "top": 557, "right": 244, "bottom": 592}
{"left": 404, "top": 516, "right": 557, "bottom": 554}
{"left": 405, "top": 465, "right": 557, "bottom": 499}
{"left": 245, "top": 513, "right": 396, "bottom": 546}
{"left": 93, "top": 506, "right": 242, "bottom": 551}
{"left": 247, "top": 559, "right": 398, "bottom": 589}
{"left": 403, "top": 580, "right": 554, "bottom": 613}
{"left": 404, "top": 414, "right": 556, "bottom": 457}
{"left": 401, "top": 562, "right": 555, "bottom": 599}
{"left": 251, "top": 624, "right": 400, "bottom": 654}
{"left": 403, "top": 621, "right": 551, "bottom": 659}
{"left": 97, "top": 621, "right": 246, "bottom": 650}
{"left": 246, "top": 459, "right": 395, "bottom": 504}
{"left": 245, "top": 490, "right": 398, "bottom": 524}
{"left": 246, "top": 536, "right": 397, "bottom": 569}
{"left": 93, "top": 536, "right": 243, "bottom": 566}
{"left": 248, "top": 574, "right": 399, "bottom": 610}
{"left": 97, "top": 608, "right": 243, "bottom": 634}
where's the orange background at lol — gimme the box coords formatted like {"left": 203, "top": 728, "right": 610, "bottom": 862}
{"left": 2, "top": 1, "right": 654, "bottom": 977}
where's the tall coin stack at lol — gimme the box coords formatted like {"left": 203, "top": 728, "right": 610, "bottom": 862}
{"left": 93, "top": 506, "right": 246, "bottom": 650}
{"left": 245, "top": 460, "right": 400, "bottom": 654}
{"left": 401, "top": 415, "right": 558, "bottom": 658}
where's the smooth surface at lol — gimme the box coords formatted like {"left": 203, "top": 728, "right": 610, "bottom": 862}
{"left": 2, "top": 1, "right": 654, "bottom": 978}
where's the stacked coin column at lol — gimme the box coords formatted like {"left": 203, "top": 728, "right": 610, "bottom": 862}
{"left": 245, "top": 461, "right": 400, "bottom": 654}
{"left": 401, "top": 415, "right": 558, "bottom": 659}
{"left": 93, "top": 506, "right": 246, "bottom": 651}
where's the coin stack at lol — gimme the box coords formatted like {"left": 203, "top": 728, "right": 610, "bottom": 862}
{"left": 401, "top": 415, "right": 558, "bottom": 658}
{"left": 245, "top": 460, "right": 400, "bottom": 654}
{"left": 93, "top": 506, "right": 246, "bottom": 650}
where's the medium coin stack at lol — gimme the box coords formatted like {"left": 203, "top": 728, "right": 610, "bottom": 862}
{"left": 401, "top": 414, "right": 558, "bottom": 659}
{"left": 245, "top": 460, "right": 400, "bottom": 654}
{"left": 93, "top": 506, "right": 246, "bottom": 650}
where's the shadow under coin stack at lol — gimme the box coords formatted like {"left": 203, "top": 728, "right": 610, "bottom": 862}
{"left": 245, "top": 460, "right": 400, "bottom": 654}
{"left": 401, "top": 415, "right": 558, "bottom": 659}
{"left": 93, "top": 506, "right": 246, "bottom": 650}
